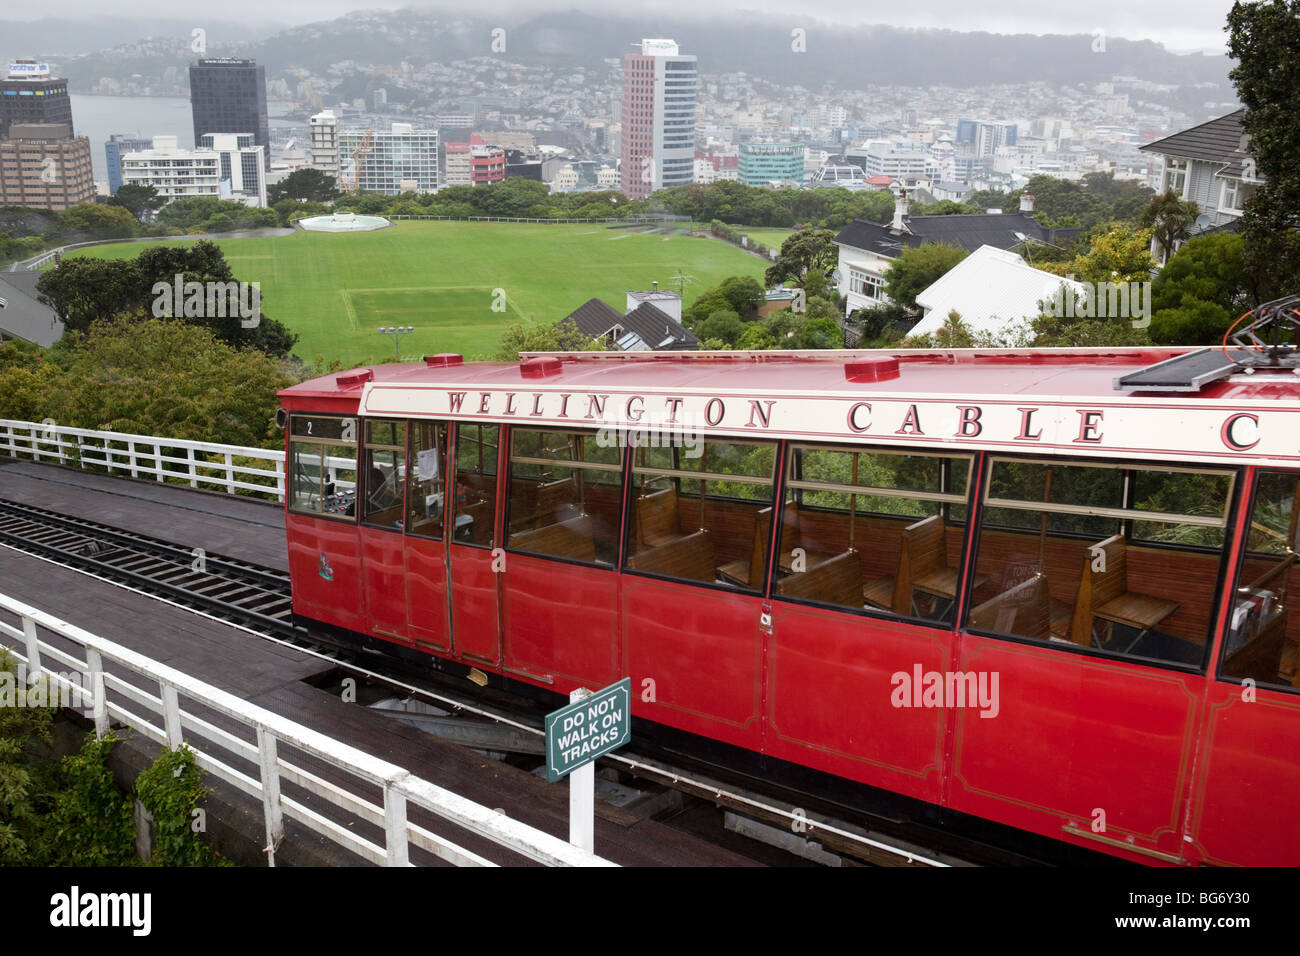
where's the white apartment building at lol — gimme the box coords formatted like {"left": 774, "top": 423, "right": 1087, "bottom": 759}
{"left": 309, "top": 109, "right": 339, "bottom": 181}
{"left": 122, "top": 133, "right": 266, "bottom": 207}
{"left": 444, "top": 141, "right": 471, "bottom": 186}
{"left": 848, "top": 141, "right": 936, "bottom": 180}
{"left": 339, "top": 123, "right": 439, "bottom": 195}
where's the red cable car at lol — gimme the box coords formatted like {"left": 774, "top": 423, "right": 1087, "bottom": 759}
{"left": 278, "top": 336, "right": 1300, "bottom": 866}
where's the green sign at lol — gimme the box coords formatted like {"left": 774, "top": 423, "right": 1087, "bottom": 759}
{"left": 544, "top": 678, "right": 632, "bottom": 782}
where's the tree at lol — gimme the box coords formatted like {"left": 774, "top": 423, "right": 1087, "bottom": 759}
{"left": 1148, "top": 233, "right": 1251, "bottom": 344}
{"left": 1042, "top": 223, "right": 1155, "bottom": 284}
{"left": 52, "top": 318, "right": 295, "bottom": 446}
{"left": 883, "top": 243, "right": 969, "bottom": 310}
{"left": 57, "top": 203, "right": 138, "bottom": 241}
{"left": 764, "top": 229, "right": 837, "bottom": 286}
{"left": 35, "top": 256, "right": 141, "bottom": 332}
{"left": 1227, "top": 0, "right": 1300, "bottom": 301}
{"left": 1142, "top": 190, "right": 1199, "bottom": 264}
{"left": 698, "top": 309, "right": 744, "bottom": 346}
{"left": 267, "top": 168, "right": 341, "bottom": 204}
{"left": 718, "top": 276, "right": 765, "bottom": 318}
{"left": 494, "top": 317, "right": 605, "bottom": 361}
{"left": 107, "top": 184, "right": 165, "bottom": 222}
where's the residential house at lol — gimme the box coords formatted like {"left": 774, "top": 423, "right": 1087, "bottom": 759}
{"left": 834, "top": 187, "right": 1078, "bottom": 316}
{"left": 563, "top": 297, "right": 699, "bottom": 351}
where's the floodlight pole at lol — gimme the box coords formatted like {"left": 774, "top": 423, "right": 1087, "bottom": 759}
{"left": 377, "top": 326, "right": 415, "bottom": 361}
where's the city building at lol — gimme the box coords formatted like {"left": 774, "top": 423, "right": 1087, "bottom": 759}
{"left": 505, "top": 148, "right": 543, "bottom": 182}
{"left": 104, "top": 134, "right": 152, "bottom": 195}
{"left": 444, "top": 141, "right": 471, "bottom": 186}
{"left": 189, "top": 58, "right": 270, "bottom": 170}
{"left": 738, "top": 142, "right": 803, "bottom": 186}
{"left": 956, "top": 120, "right": 1019, "bottom": 158}
{"left": 848, "top": 141, "right": 936, "bottom": 180}
{"left": 1139, "top": 109, "right": 1258, "bottom": 260}
{"left": 120, "top": 135, "right": 219, "bottom": 203}
{"left": 470, "top": 143, "right": 506, "bottom": 185}
{"left": 0, "top": 123, "right": 95, "bottom": 211}
{"left": 834, "top": 187, "right": 1077, "bottom": 315}
{"left": 339, "top": 123, "right": 439, "bottom": 195}
{"left": 309, "top": 109, "right": 340, "bottom": 181}
{"left": 620, "top": 38, "right": 697, "bottom": 200}
{"left": 1, "top": 60, "right": 72, "bottom": 140}
{"left": 198, "top": 133, "right": 267, "bottom": 207}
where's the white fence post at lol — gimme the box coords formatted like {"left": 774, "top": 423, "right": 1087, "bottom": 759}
{"left": 84, "top": 647, "right": 109, "bottom": 739}
{"left": 383, "top": 783, "right": 410, "bottom": 866}
{"left": 21, "top": 614, "right": 42, "bottom": 681}
{"left": 160, "top": 682, "right": 183, "bottom": 749}
{"left": 256, "top": 727, "right": 285, "bottom": 866}
{"left": 223, "top": 452, "right": 234, "bottom": 493}
{"left": 128, "top": 440, "right": 139, "bottom": 479}
{"left": 152, "top": 440, "right": 164, "bottom": 482}
{"left": 187, "top": 446, "right": 198, "bottom": 488}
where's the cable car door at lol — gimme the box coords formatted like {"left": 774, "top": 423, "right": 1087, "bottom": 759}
{"left": 447, "top": 423, "right": 503, "bottom": 665}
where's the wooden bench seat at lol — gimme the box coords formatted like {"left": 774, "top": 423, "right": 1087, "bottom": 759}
{"left": 508, "top": 514, "right": 597, "bottom": 563}
{"left": 717, "top": 506, "right": 772, "bottom": 590}
{"left": 628, "top": 530, "right": 716, "bottom": 583}
{"left": 776, "top": 550, "right": 862, "bottom": 607}
{"left": 635, "top": 486, "right": 681, "bottom": 549}
{"left": 969, "top": 573, "right": 1053, "bottom": 640}
{"left": 1069, "top": 534, "right": 1179, "bottom": 647}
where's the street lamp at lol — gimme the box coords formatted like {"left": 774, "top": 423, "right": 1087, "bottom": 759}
{"left": 378, "top": 326, "right": 415, "bottom": 361}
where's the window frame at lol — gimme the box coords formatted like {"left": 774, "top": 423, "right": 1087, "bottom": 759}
{"left": 405, "top": 419, "right": 449, "bottom": 542}
{"left": 964, "top": 452, "right": 1244, "bottom": 674}
{"left": 287, "top": 413, "right": 359, "bottom": 523}
{"left": 360, "top": 417, "right": 409, "bottom": 532}
{"left": 504, "top": 425, "right": 626, "bottom": 568}
{"left": 1216, "top": 467, "right": 1300, "bottom": 695}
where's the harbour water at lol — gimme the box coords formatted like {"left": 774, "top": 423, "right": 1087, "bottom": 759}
{"left": 71, "top": 94, "right": 301, "bottom": 182}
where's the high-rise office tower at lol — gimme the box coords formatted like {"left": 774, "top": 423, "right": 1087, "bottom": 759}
{"left": 619, "top": 39, "right": 696, "bottom": 200}
{"left": 189, "top": 58, "right": 269, "bottom": 170}
{"left": 1, "top": 60, "right": 73, "bottom": 140}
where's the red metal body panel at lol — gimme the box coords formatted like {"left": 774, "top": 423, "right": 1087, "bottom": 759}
{"left": 766, "top": 604, "right": 949, "bottom": 805}
{"left": 448, "top": 543, "right": 500, "bottom": 665}
{"left": 623, "top": 578, "right": 764, "bottom": 752}
{"left": 287, "top": 512, "right": 365, "bottom": 633}
{"left": 948, "top": 634, "right": 1201, "bottom": 864}
{"left": 502, "top": 556, "right": 619, "bottom": 691}
{"left": 359, "top": 525, "right": 408, "bottom": 644}
{"left": 1192, "top": 683, "right": 1300, "bottom": 865}
{"left": 405, "top": 536, "right": 450, "bottom": 651}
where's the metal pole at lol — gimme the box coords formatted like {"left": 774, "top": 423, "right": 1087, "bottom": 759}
{"left": 569, "top": 687, "right": 594, "bottom": 854}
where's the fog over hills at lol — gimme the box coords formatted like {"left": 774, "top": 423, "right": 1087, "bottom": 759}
{"left": 2, "top": 9, "right": 1234, "bottom": 95}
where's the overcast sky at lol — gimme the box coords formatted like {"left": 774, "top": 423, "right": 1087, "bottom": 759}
{"left": 13, "top": 1, "right": 1241, "bottom": 54}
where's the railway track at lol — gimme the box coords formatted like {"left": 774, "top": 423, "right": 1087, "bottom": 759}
{"left": 0, "top": 496, "right": 991, "bottom": 867}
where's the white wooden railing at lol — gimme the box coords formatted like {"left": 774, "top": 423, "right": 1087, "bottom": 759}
{"left": 0, "top": 592, "right": 614, "bottom": 867}
{"left": 0, "top": 419, "right": 286, "bottom": 501}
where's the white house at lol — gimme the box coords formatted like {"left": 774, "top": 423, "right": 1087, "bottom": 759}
{"left": 908, "top": 244, "right": 1087, "bottom": 340}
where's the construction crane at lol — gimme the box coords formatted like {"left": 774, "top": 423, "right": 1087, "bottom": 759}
{"left": 340, "top": 129, "right": 374, "bottom": 195}
{"left": 289, "top": 66, "right": 323, "bottom": 113}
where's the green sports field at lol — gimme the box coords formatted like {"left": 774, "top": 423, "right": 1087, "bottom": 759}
{"left": 69, "top": 221, "right": 765, "bottom": 366}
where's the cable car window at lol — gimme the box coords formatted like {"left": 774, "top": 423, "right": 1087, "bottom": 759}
{"left": 287, "top": 415, "right": 358, "bottom": 520}
{"left": 407, "top": 421, "right": 447, "bottom": 540}
{"left": 626, "top": 438, "right": 777, "bottom": 591}
{"left": 453, "top": 424, "right": 498, "bottom": 548}
{"left": 361, "top": 419, "right": 407, "bottom": 530}
{"left": 1220, "top": 470, "right": 1300, "bottom": 693}
{"left": 775, "top": 445, "right": 973, "bottom": 621}
{"left": 967, "top": 456, "right": 1235, "bottom": 668}
{"left": 507, "top": 428, "right": 624, "bottom": 565}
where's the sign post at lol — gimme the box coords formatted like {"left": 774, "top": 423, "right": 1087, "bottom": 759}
{"left": 544, "top": 677, "right": 632, "bottom": 853}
